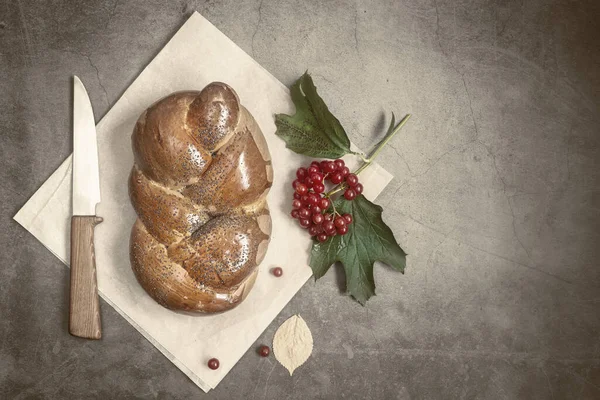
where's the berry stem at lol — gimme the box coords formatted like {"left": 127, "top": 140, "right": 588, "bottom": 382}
{"left": 325, "top": 113, "right": 411, "bottom": 197}
{"left": 350, "top": 151, "right": 369, "bottom": 163}
{"left": 354, "top": 113, "right": 411, "bottom": 175}
{"left": 325, "top": 184, "right": 346, "bottom": 197}
{"left": 329, "top": 198, "right": 338, "bottom": 216}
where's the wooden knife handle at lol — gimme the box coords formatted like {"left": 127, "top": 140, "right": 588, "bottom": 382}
{"left": 69, "top": 216, "right": 103, "bottom": 339}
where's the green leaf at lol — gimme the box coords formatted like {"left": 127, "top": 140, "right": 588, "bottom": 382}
{"left": 275, "top": 72, "right": 351, "bottom": 158}
{"left": 310, "top": 195, "right": 407, "bottom": 305}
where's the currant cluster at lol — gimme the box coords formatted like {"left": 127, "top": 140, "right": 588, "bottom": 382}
{"left": 290, "top": 159, "right": 363, "bottom": 242}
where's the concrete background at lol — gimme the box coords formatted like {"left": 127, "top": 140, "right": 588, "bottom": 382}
{"left": 1, "top": 0, "right": 599, "bottom": 398}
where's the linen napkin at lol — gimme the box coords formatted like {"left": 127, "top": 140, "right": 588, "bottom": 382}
{"left": 14, "top": 12, "right": 393, "bottom": 392}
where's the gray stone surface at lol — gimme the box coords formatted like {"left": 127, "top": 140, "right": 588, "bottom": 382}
{"left": 1, "top": 0, "right": 599, "bottom": 398}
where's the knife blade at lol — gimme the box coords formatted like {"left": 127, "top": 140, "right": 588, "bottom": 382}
{"left": 69, "top": 76, "right": 102, "bottom": 340}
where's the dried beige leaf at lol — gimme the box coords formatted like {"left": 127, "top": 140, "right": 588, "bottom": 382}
{"left": 273, "top": 315, "right": 313, "bottom": 375}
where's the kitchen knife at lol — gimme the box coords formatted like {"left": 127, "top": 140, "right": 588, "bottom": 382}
{"left": 69, "top": 76, "right": 102, "bottom": 339}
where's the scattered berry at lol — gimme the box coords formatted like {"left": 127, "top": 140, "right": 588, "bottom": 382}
{"left": 272, "top": 267, "right": 283, "bottom": 277}
{"left": 259, "top": 345, "right": 270, "bottom": 357}
{"left": 208, "top": 358, "right": 220, "bottom": 370}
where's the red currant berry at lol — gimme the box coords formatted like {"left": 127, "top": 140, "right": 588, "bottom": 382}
{"left": 301, "top": 194, "right": 309, "bottom": 204}
{"left": 208, "top": 358, "right": 220, "bottom": 370}
{"left": 334, "top": 217, "right": 346, "bottom": 228}
{"left": 292, "top": 179, "right": 301, "bottom": 189}
{"left": 320, "top": 160, "right": 329, "bottom": 170}
{"left": 299, "top": 208, "right": 311, "bottom": 219}
{"left": 337, "top": 225, "right": 348, "bottom": 235}
{"left": 311, "top": 206, "right": 322, "bottom": 214}
{"left": 292, "top": 199, "right": 302, "bottom": 209}
{"left": 307, "top": 166, "right": 319, "bottom": 175}
{"left": 327, "top": 229, "right": 337, "bottom": 237}
{"left": 296, "top": 184, "right": 308, "bottom": 195}
{"left": 310, "top": 160, "right": 321, "bottom": 168}
{"left": 324, "top": 213, "right": 333, "bottom": 221}
{"left": 308, "top": 225, "right": 320, "bottom": 236}
{"left": 272, "top": 267, "right": 283, "bottom": 277}
{"left": 310, "top": 172, "right": 323, "bottom": 182}
{"left": 307, "top": 194, "right": 319, "bottom": 206}
{"left": 299, "top": 218, "right": 311, "bottom": 228}
{"left": 322, "top": 220, "right": 335, "bottom": 233}
{"left": 259, "top": 345, "right": 270, "bottom": 357}
{"left": 317, "top": 233, "right": 328, "bottom": 242}
{"left": 319, "top": 198, "right": 331, "bottom": 210}
{"left": 330, "top": 172, "right": 343, "bottom": 184}
{"left": 340, "top": 166, "right": 350, "bottom": 177}
{"left": 346, "top": 174, "right": 358, "bottom": 186}
{"left": 312, "top": 213, "right": 324, "bottom": 225}
{"left": 296, "top": 168, "right": 307, "bottom": 180}
{"left": 290, "top": 210, "right": 299, "bottom": 219}
{"left": 305, "top": 177, "right": 315, "bottom": 188}
{"left": 344, "top": 188, "right": 357, "bottom": 200}
{"left": 294, "top": 192, "right": 301, "bottom": 200}
{"left": 313, "top": 183, "right": 325, "bottom": 193}
{"left": 343, "top": 213, "right": 353, "bottom": 224}
{"left": 334, "top": 159, "right": 345, "bottom": 170}
{"left": 323, "top": 162, "right": 337, "bottom": 174}
{"left": 355, "top": 183, "right": 363, "bottom": 195}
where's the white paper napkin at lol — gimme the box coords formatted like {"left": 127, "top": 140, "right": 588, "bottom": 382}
{"left": 14, "top": 12, "right": 393, "bottom": 392}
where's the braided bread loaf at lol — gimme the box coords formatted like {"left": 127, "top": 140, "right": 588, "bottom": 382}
{"left": 129, "top": 83, "right": 272, "bottom": 313}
